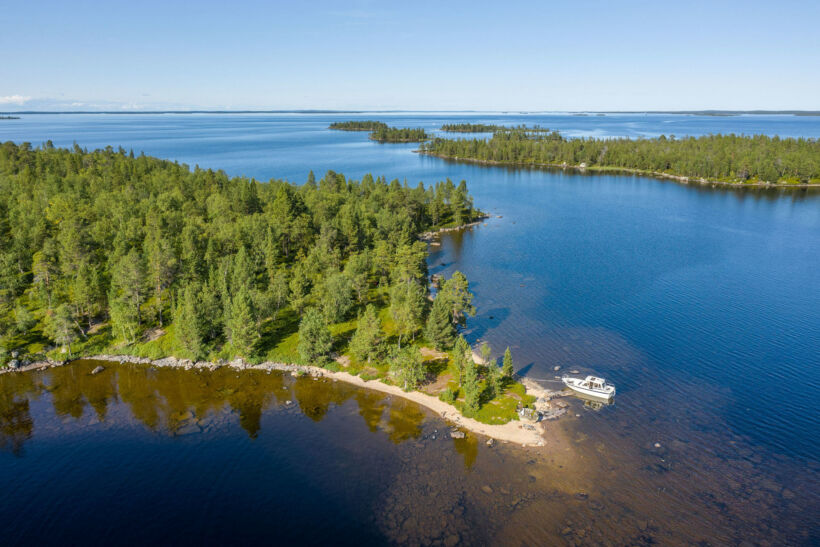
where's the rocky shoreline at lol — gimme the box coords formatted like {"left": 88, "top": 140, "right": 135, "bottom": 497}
{"left": 1, "top": 353, "right": 550, "bottom": 447}
{"left": 417, "top": 151, "right": 820, "bottom": 189}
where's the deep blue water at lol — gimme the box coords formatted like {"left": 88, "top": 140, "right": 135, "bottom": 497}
{"left": 1, "top": 113, "right": 819, "bottom": 544}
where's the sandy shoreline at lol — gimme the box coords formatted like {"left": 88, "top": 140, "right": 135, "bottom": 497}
{"left": 2, "top": 354, "right": 548, "bottom": 446}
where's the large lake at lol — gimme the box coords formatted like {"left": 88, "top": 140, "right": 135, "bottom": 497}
{"left": 1, "top": 113, "right": 819, "bottom": 545}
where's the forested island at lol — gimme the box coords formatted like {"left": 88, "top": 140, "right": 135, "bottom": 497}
{"left": 0, "top": 141, "right": 533, "bottom": 426}
{"left": 328, "top": 120, "right": 387, "bottom": 131}
{"left": 440, "top": 123, "right": 552, "bottom": 134}
{"left": 330, "top": 120, "right": 428, "bottom": 143}
{"left": 369, "top": 126, "right": 428, "bottom": 143}
{"left": 0, "top": 116, "right": 21, "bottom": 120}
{"left": 420, "top": 129, "right": 820, "bottom": 185}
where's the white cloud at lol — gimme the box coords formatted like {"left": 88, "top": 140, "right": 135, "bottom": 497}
{"left": 0, "top": 94, "right": 31, "bottom": 105}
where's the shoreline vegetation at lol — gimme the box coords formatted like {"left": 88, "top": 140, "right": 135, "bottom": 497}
{"left": 0, "top": 142, "right": 549, "bottom": 438}
{"left": 418, "top": 128, "right": 820, "bottom": 187}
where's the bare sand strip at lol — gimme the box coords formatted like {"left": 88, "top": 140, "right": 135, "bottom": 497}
{"left": 8, "top": 354, "right": 546, "bottom": 446}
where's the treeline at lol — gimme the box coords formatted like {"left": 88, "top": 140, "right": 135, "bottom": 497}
{"left": 329, "top": 120, "right": 388, "bottom": 131}
{"left": 0, "top": 142, "right": 481, "bottom": 369}
{"left": 441, "top": 123, "right": 504, "bottom": 133}
{"left": 370, "top": 126, "right": 428, "bottom": 143}
{"left": 440, "top": 123, "right": 553, "bottom": 134}
{"left": 420, "top": 130, "right": 820, "bottom": 184}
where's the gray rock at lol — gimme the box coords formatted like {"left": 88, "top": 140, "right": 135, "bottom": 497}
{"left": 450, "top": 429, "right": 466, "bottom": 439}
{"left": 8, "top": 359, "right": 20, "bottom": 369}
{"left": 553, "top": 365, "right": 561, "bottom": 371}
{"left": 481, "top": 485, "right": 493, "bottom": 494}
{"left": 486, "top": 438, "right": 495, "bottom": 447}
{"left": 91, "top": 365, "right": 105, "bottom": 375}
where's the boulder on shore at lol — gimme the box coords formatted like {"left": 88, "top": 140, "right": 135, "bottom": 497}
{"left": 450, "top": 429, "right": 466, "bottom": 439}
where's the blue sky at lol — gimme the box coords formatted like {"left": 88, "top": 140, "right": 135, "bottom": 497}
{"left": 2, "top": 0, "right": 818, "bottom": 111}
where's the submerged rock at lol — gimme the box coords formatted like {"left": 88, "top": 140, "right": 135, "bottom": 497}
{"left": 450, "top": 429, "right": 466, "bottom": 439}
{"left": 91, "top": 365, "right": 105, "bottom": 375}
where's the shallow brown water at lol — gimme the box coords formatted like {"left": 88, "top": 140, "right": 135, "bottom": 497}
{"left": 0, "top": 360, "right": 814, "bottom": 545}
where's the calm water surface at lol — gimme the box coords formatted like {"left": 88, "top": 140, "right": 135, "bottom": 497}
{"left": 1, "top": 113, "right": 818, "bottom": 545}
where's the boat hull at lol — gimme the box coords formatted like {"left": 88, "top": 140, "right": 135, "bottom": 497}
{"left": 562, "top": 379, "right": 615, "bottom": 400}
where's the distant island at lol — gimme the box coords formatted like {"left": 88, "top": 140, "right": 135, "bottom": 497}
{"left": 440, "top": 123, "right": 554, "bottom": 133}
{"left": 419, "top": 128, "right": 820, "bottom": 186}
{"left": 0, "top": 142, "right": 541, "bottom": 436}
{"left": 328, "top": 120, "right": 388, "bottom": 131}
{"left": 0, "top": 116, "right": 20, "bottom": 120}
{"left": 330, "top": 120, "right": 428, "bottom": 142}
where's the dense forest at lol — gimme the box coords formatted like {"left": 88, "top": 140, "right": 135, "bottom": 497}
{"left": 420, "top": 130, "right": 820, "bottom": 184}
{"left": 370, "top": 126, "right": 428, "bottom": 143}
{"left": 0, "top": 142, "right": 525, "bottom": 420}
{"left": 329, "top": 120, "right": 387, "bottom": 131}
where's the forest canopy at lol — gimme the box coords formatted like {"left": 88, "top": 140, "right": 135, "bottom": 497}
{"left": 0, "top": 141, "right": 480, "bottom": 364}
{"left": 420, "top": 130, "right": 820, "bottom": 184}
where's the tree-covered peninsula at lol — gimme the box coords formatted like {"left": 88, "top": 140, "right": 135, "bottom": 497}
{"left": 440, "top": 123, "right": 552, "bottom": 134}
{"left": 0, "top": 141, "right": 531, "bottom": 424}
{"left": 420, "top": 129, "right": 820, "bottom": 185}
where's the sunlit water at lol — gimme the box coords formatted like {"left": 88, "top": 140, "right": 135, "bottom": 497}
{"left": 1, "top": 113, "right": 818, "bottom": 545}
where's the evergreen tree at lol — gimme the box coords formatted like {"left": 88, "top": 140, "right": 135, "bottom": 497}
{"left": 227, "top": 285, "right": 257, "bottom": 357}
{"left": 502, "top": 346, "right": 514, "bottom": 379}
{"left": 452, "top": 335, "right": 470, "bottom": 384}
{"left": 461, "top": 357, "right": 480, "bottom": 414}
{"left": 297, "top": 307, "right": 333, "bottom": 364}
{"left": 349, "top": 304, "right": 383, "bottom": 363}
{"left": 438, "top": 271, "right": 475, "bottom": 327}
{"left": 424, "top": 294, "right": 455, "bottom": 350}
{"left": 174, "top": 285, "right": 205, "bottom": 359}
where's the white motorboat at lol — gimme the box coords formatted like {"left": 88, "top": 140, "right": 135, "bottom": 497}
{"left": 562, "top": 375, "right": 616, "bottom": 400}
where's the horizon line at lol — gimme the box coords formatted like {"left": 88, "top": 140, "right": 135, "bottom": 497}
{"left": 2, "top": 109, "right": 820, "bottom": 116}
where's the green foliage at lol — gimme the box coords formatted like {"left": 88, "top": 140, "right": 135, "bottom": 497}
{"left": 0, "top": 143, "right": 478, "bottom": 366}
{"left": 370, "top": 126, "right": 428, "bottom": 143}
{"left": 437, "top": 271, "right": 475, "bottom": 327}
{"left": 349, "top": 304, "right": 383, "bottom": 363}
{"left": 502, "top": 346, "right": 514, "bottom": 378}
{"left": 297, "top": 307, "right": 333, "bottom": 364}
{"left": 44, "top": 304, "right": 77, "bottom": 356}
{"left": 227, "top": 285, "right": 257, "bottom": 358}
{"left": 389, "top": 282, "right": 425, "bottom": 348}
{"left": 439, "top": 387, "right": 458, "bottom": 403}
{"left": 424, "top": 294, "right": 455, "bottom": 350}
{"left": 452, "top": 335, "right": 470, "bottom": 384}
{"left": 461, "top": 356, "right": 481, "bottom": 414}
{"left": 173, "top": 284, "right": 206, "bottom": 359}
{"left": 389, "top": 346, "right": 426, "bottom": 391}
{"left": 421, "top": 131, "right": 820, "bottom": 184}
{"left": 316, "top": 272, "right": 353, "bottom": 323}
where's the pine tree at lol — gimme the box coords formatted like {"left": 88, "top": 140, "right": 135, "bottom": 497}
{"left": 424, "top": 294, "right": 454, "bottom": 350}
{"left": 227, "top": 285, "right": 257, "bottom": 357}
{"left": 462, "top": 357, "right": 480, "bottom": 414}
{"left": 390, "top": 282, "right": 425, "bottom": 349}
{"left": 438, "top": 271, "right": 475, "bottom": 327}
{"left": 349, "top": 304, "right": 383, "bottom": 363}
{"left": 502, "top": 347, "right": 514, "bottom": 379}
{"left": 452, "top": 335, "right": 470, "bottom": 384}
{"left": 174, "top": 284, "right": 205, "bottom": 359}
{"left": 297, "top": 307, "right": 333, "bottom": 364}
